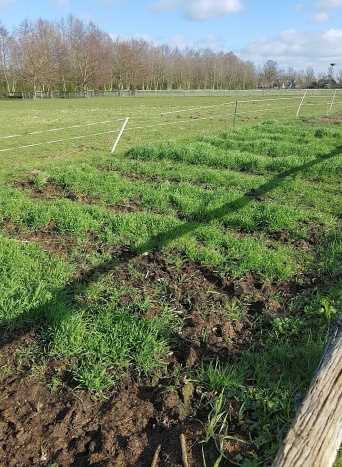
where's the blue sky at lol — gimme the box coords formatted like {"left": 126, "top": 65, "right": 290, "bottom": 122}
{"left": 1, "top": 0, "right": 342, "bottom": 71}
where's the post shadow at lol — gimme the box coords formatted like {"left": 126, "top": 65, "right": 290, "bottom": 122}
{"left": 0, "top": 145, "right": 341, "bottom": 347}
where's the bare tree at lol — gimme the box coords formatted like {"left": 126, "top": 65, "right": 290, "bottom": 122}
{"left": 336, "top": 70, "right": 342, "bottom": 87}
{"left": 260, "top": 60, "right": 280, "bottom": 88}
{"left": 0, "top": 16, "right": 332, "bottom": 95}
{"left": 0, "top": 23, "right": 16, "bottom": 94}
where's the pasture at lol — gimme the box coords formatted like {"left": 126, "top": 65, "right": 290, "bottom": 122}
{"left": 0, "top": 90, "right": 341, "bottom": 176}
{"left": 0, "top": 93, "right": 341, "bottom": 466}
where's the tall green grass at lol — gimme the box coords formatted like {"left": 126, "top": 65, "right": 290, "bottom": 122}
{"left": 0, "top": 235, "right": 72, "bottom": 323}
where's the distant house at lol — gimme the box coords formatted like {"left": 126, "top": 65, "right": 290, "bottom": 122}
{"left": 281, "top": 80, "right": 296, "bottom": 89}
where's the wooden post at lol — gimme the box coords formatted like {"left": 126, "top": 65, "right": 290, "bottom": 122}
{"left": 273, "top": 319, "right": 342, "bottom": 467}
{"left": 233, "top": 100, "right": 238, "bottom": 129}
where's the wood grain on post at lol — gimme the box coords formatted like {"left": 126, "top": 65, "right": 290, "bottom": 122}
{"left": 273, "top": 319, "right": 342, "bottom": 467}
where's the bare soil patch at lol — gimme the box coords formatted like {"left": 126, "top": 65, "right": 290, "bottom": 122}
{"left": 0, "top": 332, "right": 203, "bottom": 466}
{"left": 0, "top": 250, "right": 315, "bottom": 466}
{"left": 1, "top": 221, "right": 76, "bottom": 258}
{"left": 303, "top": 113, "right": 342, "bottom": 125}
{"left": 14, "top": 178, "right": 97, "bottom": 204}
{"left": 14, "top": 177, "right": 144, "bottom": 214}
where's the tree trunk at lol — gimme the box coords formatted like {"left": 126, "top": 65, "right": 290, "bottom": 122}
{"left": 273, "top": 319, "right": 342, "bottom": 467}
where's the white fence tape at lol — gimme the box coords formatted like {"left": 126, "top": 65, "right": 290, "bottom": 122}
{"left": 0, "top": 128, "right": 121, "bottom": 153}
{"left": 0, "top": 118, "right": 125, "bottom": 141}
{"left": 161, "top": 101, "right": 236, "bottom": 115}
{"left": 160, "top": 96, "right": 301, "bottom": 116}
{"left": 0, "top": 91, "right": 340, "bottom": 154}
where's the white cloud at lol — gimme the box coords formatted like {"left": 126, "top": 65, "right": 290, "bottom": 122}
{"left": 240, "top": 29, "right": 342, "bottom": 71}
{"left": 322, "top": 28, "right": 342, "bottom": 40}
{"left": 51, "top": 0, "right": 70, "bottom": 7}
{"left": 295, "top": 2, "right": 305, "bottom": 12}
{"left": 168, "top": 33, "right": 225, "bottom": 50}
{"left": 313, "top": 0, "right": 342, "bottom": 22}
{"left": 152, "top": 0, "right": 243, "bottom": 20}
{"left": 168, "top": 33, "right": 190, "bottom": 49}
{"left": 0, "top": 0, "right": 14, "bottom": 9}
{"left": 110, "top": 31, "right": 225, "bottom": 52}
{"left": 110, "top": 32, "right": 156, "bottom": 44}
{"left": 313, "top": 11, "right": 329, "bottom": 22}
{"left": 319, "top": 0, "right": 342, "bottom": 7}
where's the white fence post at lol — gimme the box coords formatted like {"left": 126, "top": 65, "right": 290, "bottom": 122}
{"left": 111, "top": 117, "right": 129, "bottom": 154}
{"left": 327, "top": 89, "right": 337, "bottom": 115}
{"left": 296, "top": 89, "right": 308, "bottom": 118}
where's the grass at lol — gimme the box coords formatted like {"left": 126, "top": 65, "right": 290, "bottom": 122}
{"left": 196, "top": 314, "right": 331, "bottom": 464}
{"left": 0, "top": 235, "right": 72, "bottom": 323}
{"left": 0, "top": 95, "right": 341, "bottom": 465}
{"left": 47, "top": 284, "right": 179, "bottom": 391}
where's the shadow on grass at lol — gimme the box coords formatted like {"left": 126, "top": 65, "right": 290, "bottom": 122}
{"left": 0, "top": 145, "right": 341, "bottom": 347}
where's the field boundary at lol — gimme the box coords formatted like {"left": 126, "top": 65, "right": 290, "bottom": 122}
{"left": 7, "top": 87, "right": 342, "bottom": 99}
{"left": 0, "top": 91, "right": 341, "bottom": 155}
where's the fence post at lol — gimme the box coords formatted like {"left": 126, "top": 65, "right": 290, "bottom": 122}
{"left": 233, "top": 100, "right": 238, "bottom": 129}
{"left": 111, "top": 117, "right": 129, "bottom": 154}
{"left": 327, "top": 89, "right": 337, "bottom": 115}
{"left": 272, "top": 319, "right": 342, "bottom": 467}
{"left": 296, "top": 89, "right": 308, "bottom": 118}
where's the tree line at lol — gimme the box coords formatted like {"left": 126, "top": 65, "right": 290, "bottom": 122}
{"left": 0, "top": 17, "right": 341, "bottom": 95}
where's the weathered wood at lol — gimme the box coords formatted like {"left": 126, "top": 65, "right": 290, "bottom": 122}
{"left": 151, "top": 444, "right": 161, "bottom": 467}
{"left": 273, "top": 319, "right": 342, "bottom": 467}
{"left": 180, "top": 433, "right": 190, "bottom": 467}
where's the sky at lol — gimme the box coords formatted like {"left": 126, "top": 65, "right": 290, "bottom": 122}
{"left": 0, "top": 0, "right": 342, "bottom": 72}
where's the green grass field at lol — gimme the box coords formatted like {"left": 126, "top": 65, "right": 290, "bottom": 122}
{"left": 0, "top": 95, "right": 341, "bottom": 466}
{"left": 0, "top": 91, "right": 340, "bottom": 178}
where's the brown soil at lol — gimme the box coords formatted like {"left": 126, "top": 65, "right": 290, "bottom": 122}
{"left": 2, "top": 221, "right": 76, "bottom": 258}
{"left": 270, "top": 221, "right": 324, "bottom": 251}
{"left": 303, "top": 113, "right": 342, "bottom": 125}
{"left": 107, "top": 200, "right": 143, "bottom": 213}
{"left": 0, "top": 232, "right": 310, "bottom": 466}
{"left": 115, "top": 171, "right": 163, "bottom": 184}
{"left": 15, "top": 178, "right": 97, "bottom": 204}
{"left": 14, "top": 177, "right": 143, "bottom": 214}
{"left": 0, "top": 334, "right": 203, "bottom": 467}
{"left": 318, "top": 114, "right": 342, "bottom": 124}
{"left": 15, "top": 177, "right": 63, "bottom": 199}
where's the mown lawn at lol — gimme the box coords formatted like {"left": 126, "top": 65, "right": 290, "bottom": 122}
{"left": 0, "top": 116, "right": 341, "bottom": 466}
